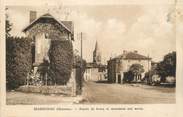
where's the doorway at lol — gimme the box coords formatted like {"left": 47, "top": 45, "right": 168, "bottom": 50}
{"left": 118, "top": 74, "right": 121, "bottom": 83}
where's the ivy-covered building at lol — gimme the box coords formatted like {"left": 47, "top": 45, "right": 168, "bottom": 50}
{"left": 23, "top": 11, "right": 74, "bottom": 85}
{"left": 23, "top": 11, "right": 73, "bottom": 66}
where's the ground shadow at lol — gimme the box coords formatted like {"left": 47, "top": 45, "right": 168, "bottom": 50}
{"left": 95, "top": 80, "right": 112, "bottom": 84}
{"left": 156, "top": 83, "right": 176, "bottom": 88}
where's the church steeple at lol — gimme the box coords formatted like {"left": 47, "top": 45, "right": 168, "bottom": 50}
{"left": 93, "top": 41, "right": 101, "bottom": 64}
{"left": 94, "top": 41, "right": 98, "bottom": 51}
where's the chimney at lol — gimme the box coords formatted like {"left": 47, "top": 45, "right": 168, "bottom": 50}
{"left": 134, "top": 50, "right": 138, "bottom": 53}
{"left": 123, "top": 50, "right": 127, "bottom": 54}
{"left": 30, "top": 11, "right": 37, "bottom": 23}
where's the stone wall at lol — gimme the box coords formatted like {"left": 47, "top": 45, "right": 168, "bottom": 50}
{"left": 17, "top": 85, "right": 73, "bottom": 96}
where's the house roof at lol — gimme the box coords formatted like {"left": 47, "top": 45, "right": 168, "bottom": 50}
{"left": 110, "top": 51, "right": 151, "bottom": 61}
{"left": 124, "top": 52, "right": 151, "bottom": 60}
{"left": 22, "top": 13, "right": 73, "bottom": 34}
{"left": 61, "top": 21, "right": 74, "bottom": 33}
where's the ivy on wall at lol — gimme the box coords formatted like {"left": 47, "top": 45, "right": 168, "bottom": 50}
{"left": 6, "top": 37, "right": 32, "bottom": 90}
{"left": 26, "top": 20, "right": 69, "bottom": 41}
{"left": 48, "top": 40, "right": 73, "bottom": 85}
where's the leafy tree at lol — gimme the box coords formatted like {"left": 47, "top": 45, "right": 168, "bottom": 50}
{"left": 163, "top": 51, "right": 176, "bottom": 76}
{"left": 49, "top": 40, "right": 73, "bottom": 85}
{"left": 6, "top": 37, "right": 32, "bottom": 90}
{"left": 129, "top": 64, "right": 145, "bottom": 76}
{"left": 156, "top": 51, "right": 176, "bottom": 82}
{"left": 5, "top": 7, "right": 12, "bottom": 38}
{"left": 123, "top": 64, "right": 144, "bottom": 83}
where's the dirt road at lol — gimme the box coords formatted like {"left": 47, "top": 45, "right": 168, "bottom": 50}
{"left": 82, "top": 81, "right": 175, "bottom": 104}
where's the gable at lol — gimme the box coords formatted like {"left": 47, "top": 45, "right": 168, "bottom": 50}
{"left": 110, "top": 51, "right": 151, "bottom": 61}
{"left": 23, "top": 13, "right": 73, "bottom": 35}
{"left": 124, "top": 52, "right": 150, "bottom": 60}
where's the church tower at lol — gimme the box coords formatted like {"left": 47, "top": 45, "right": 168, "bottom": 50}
{"left": 93, "top": 41, "right": 101, "bottom": 64}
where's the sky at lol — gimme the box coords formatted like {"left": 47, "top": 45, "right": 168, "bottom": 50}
{"left": 6, "top": 4, "right": 176, "bottom": 63}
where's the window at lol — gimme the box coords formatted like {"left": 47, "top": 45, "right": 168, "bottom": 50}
{"left": 36, "top": 34, "right": 42, "bottom": 54}
{"left": 31, "top": 45, "right": 35, "bottom": 63}
{"left": 45, "top": 33, "right": 49, "bottom": 39}
{"left": 31, "top": 36, "right": 36, "bottom": 45}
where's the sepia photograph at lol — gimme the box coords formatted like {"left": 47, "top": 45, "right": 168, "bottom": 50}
{"left": 5, "top": 3, "right": 176, "bottom": 105}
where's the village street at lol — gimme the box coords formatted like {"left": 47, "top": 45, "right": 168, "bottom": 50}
{"left": 82, "top": 81, "right": 175, "bottom": 104}
{"left": 6, "top": 80, "right": 175, "bottom": 105}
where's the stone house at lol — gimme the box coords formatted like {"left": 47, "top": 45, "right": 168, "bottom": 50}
{"left": 107, "top": 50, "right": 151, "bottom": 83}
{"left": 22, "top": 11, "right": 76, "bottom": 86}
{"left": 20, "top": 11, "right": 79, "bottom": 95}
{"left": 23, "top": 11, "right": 74, "bottom": 75}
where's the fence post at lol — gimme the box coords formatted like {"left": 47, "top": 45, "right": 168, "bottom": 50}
{"left": 45, "top": 72, "right": 48, "bottom": 86}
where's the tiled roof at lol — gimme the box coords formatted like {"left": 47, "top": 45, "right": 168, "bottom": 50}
{"left": 61, "top": 21, "right": 74, "bottom": 34}
{"left": 124, "top": 52, "right": 150, "bottom": 60}
{"left": 110, "top": 51, "right": 151, "bottom": 60}
{"left": 23, "top": 13, "right": 73, "bottom": 35}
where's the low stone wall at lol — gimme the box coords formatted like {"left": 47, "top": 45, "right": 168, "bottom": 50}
{"left": 17, "top": 85, "right": 73, "bottom": 96}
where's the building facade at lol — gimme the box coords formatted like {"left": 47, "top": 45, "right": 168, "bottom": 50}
{"left": 23, "top": 12, "right": 74, "bottom": 74}
{"left": 84, "top": 41, "right": 106, "bottom": 81}
{"left": 84, "top": 63, "right": 106, "bottom": 81}
{"left": 107, "top": 50, "right": 151, "bottom": 83}
{"left": 23, "top": 12, "right": 76, "bottom": 87}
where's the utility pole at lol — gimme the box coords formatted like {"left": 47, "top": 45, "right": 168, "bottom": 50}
{"left": 147, "top": 54, "right": 150, "bottom": 84}
{"left": 81, "top": 32, "right": 83, "bottom": 70}
{"left": 80, "top": 32, "right": 83, "bottom": 90}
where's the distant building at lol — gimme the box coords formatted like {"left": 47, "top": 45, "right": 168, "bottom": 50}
{"left": 84, "top": 62, "right": 106, "bottom": 81}
{"left": 107, "top": 50, "right": 151, "bottom": 83}
{"left": 84, "top": 41, "right": 106, "bottom": 81}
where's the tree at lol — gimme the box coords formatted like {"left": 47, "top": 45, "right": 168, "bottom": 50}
{"left": 123, "top": 64, "right": 145, "bottom": 83}
{"left": 49, "top": 40, "right": 73, "bottom": 85}
{"left": 129, "top": 64, "right": 144, "bottom": 82}
{"left": 5, "top": 7, "right": 12, "bottom": 38}
{"left": 129, "top": 64, "right": 145, "bottom": 76}
{"left": 156, "top": 51, "right": 176, "bottom": 82}
{"left": 163, "top": 51, "right": 176, "bottom": 77}
{"left": 6, "top": 37, "right": 32, "bottom": 90}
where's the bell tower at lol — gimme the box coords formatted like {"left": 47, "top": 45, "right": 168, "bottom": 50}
{"left": 93, "top": 41, "right": 101, "bottom": 64}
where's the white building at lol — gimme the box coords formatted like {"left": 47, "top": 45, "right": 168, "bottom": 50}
{"left": 107, "top": 50, "right": 152, "bottom": 83}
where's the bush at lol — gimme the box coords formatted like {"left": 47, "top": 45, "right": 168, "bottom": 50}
{"left": 48, "top": 40, "right": 73, "bottom": 85}
{"left": 6, "top": 37, "right": 32, "bottom": 90}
